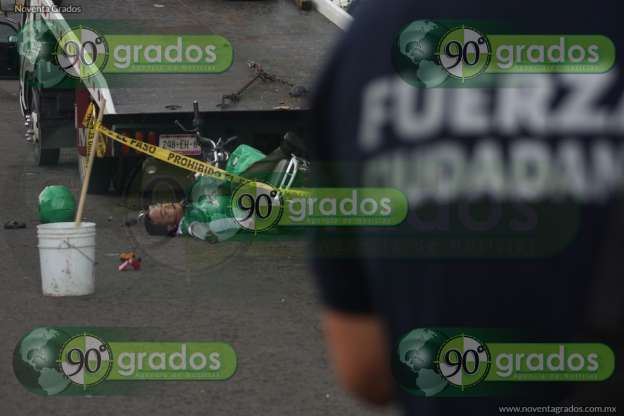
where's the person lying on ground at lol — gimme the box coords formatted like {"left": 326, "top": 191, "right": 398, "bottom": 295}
{"left": 142, "top": 136, "right": 308, "bottom": 242}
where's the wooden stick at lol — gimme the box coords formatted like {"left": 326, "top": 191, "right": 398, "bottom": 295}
{"left": 74, "top": 98, "right": 106, "bottom": 226}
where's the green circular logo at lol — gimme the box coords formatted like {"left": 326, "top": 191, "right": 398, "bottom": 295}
{"left": 231, "top": 181, "right": 284, "bottom": 233}
{"left": 13, "top": 327, "right": 72, "bottom": 395}
{"left": 58, "top": 333, "right": 113, "bottom": 388}
{"left": 435, "top": 334, "right": 491, "bottom": 389}
{"left": 437, "top": 26, "right": 491, "bottom": 80}
{"left": 55, "top": 26, "right": 109, "bottom": 79}
{"left": 393, "top": 20, "right": 450, "bottom": 88}
{"left": 392, "top": 328, "right": 449, "bottom": 397}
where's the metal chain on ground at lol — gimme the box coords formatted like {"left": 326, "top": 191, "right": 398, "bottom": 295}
{"left": 248, "top": 61, "right": 294, "bottom": 87}
{"left": 218, "top": 61, "right": 294, "bottom": 109}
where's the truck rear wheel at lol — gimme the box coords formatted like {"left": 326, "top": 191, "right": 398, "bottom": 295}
{"left": 31, "top": 95, "right": 60, "bottom": 166}
{"left": 112, "top": 157, "right": 141, "bottom": 195}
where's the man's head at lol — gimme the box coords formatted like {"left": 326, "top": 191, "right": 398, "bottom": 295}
{"left": 143, "top": 202, "right": 184, "bottom": 236}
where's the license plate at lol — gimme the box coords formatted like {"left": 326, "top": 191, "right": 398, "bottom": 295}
{"left": 159, "top": 134, "right": 201, "bottom": 155}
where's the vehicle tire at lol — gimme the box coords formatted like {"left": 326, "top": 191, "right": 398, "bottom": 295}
{"left": 141, "top": 176, "right": 186, "bottom": 208}
{"left": 31, "top": 92, "right": 60, "bottom": 166}
{"left": 112, "top": 157, "right": 141, "bottom": 195}
{"left": 78, "top": 152, "right": 114, "bottom": 194}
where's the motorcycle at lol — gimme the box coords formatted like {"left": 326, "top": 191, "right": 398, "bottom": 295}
{"left": 176, "top": 101, "right": 310, "bottom": 189}
{"left": 139, "top": 101, "right": 310, "bottom": 239}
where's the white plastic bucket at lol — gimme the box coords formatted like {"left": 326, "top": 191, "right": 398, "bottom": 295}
{"left": 37, "top": 222, "right": 96, "bottom": 296}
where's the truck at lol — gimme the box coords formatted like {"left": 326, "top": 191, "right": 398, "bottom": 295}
{"left": 0, "top": 0, "right": 352, "bottom": 194}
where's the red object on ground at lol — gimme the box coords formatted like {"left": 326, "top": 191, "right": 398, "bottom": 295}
{"left": 118, "top": 252, "right": 142, "bottom": 271}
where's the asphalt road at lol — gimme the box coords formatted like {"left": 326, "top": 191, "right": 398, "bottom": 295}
{"left": 0, "top": 80, "right": 395, "bottom": 415}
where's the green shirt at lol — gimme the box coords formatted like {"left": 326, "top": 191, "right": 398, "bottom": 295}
{"left": 178, "top": 144, "right": 266, "bottom": 241}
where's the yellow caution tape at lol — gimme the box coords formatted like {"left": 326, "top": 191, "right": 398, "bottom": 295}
{"left": 85, "top": 115, "right": 95, "bottom": 157}
{"left": 83, "top": 103, "right": 308, "bottom": 198}
{"left": 97, "top": 138, "right": 107, "bottom": 158}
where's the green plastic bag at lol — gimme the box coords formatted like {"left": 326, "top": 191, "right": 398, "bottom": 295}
{"left": 38, "top": 186, "right": 76, "bottom": 224}
{"left": 226, "top": 144, "right": 266, "bottom": 176}
{"left": 179, "top": 194, "right": 230, "bottom": 232}
{"left": 179, "top": 144, "right": 265, "bottom": 241}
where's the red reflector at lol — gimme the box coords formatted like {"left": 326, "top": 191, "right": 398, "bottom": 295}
{"left": 121, "top": 131, "right": 129, "bottom": 155}
{"left": 134, "top": 131, "right": 144, "bottom": 155}
{"left": 148, "top": 131, "right": 157, "bottom": 146}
